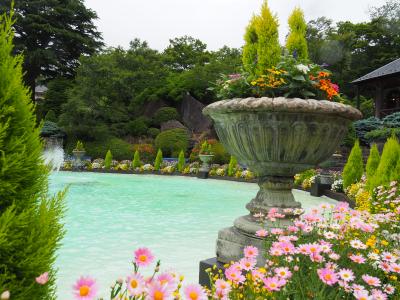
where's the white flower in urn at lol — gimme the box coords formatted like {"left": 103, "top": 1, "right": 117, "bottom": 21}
{"left": 296, "top": 64, "right": 310, "bottom": 74}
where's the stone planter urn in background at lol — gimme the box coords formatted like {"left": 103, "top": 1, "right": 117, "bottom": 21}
{"left": 72, "top": 149, "right": 86, "bottom": 170}
{"left": 203, "top": 97, "right": 362, "bottom": 264}
{"left": 198, "top": 154, "right": 214, "bottom": 179}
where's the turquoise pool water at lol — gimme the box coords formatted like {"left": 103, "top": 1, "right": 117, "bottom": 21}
{"left": 50, "top": 171, "right": 337, "bottom": 299}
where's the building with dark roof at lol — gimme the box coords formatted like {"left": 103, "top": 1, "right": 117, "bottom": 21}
{"left": 353, "top": 58, "right": 400, "bottom": 118}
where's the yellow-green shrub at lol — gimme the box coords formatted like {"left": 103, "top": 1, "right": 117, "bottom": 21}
{"left": 366, "top": 143, "right": 380, "bottom": 188}
{"left": 286, "top": 7, "right": 308, "bottom": 59}
{"left": 342, "top": 140, "right": 364, "bottom": 189}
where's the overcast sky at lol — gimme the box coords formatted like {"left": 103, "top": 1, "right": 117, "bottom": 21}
{"left": 84, "top": 0, "right": 387, "bottom": 51}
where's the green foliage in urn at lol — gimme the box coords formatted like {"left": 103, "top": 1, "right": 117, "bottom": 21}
{"left": 366, "top": 144, "right": 380, "bottom": 189}
{"left": 177, "top": 150, "right": 185, "bottom": 172}
{"left": 104, "top": 150, "right": 113, "bottom": 170}
{"left": 74, "top": 140, "right": 85, "bottom": 152}
{"left": 286, "top": 7, "right": 308, "bottom": 59}
{"left": 132, "top": 150, "right": 141, "bottom": 169}
{"left": 0, "top": 11, "right": 65, "bottom": 299}
{"left": 154, "top": 149, "right": 163, "bottom": 171}
{"left": 200, "top": 141, "right": 213, "bottom": 155}
{"left": 371, "top": 137, "right": 400, "bottom": 188}
{"left": 342, "top": 140, "right": 364, "bottom": 189}
{"left": 228, "top": 156, "right": 238, "bottom": 177}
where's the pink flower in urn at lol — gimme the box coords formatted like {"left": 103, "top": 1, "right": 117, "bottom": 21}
{"left": 36, "top": 272, "right": 49, "bottom": 285}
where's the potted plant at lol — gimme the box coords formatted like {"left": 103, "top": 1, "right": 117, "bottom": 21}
{"left": 203, "top": 3, "right": 362, "bottom": 265}
{"left": 198, "top": 141, "right": 214, "bottom": 178}
{"left": 72, "top": 140, "right": 85, "bottom": 169}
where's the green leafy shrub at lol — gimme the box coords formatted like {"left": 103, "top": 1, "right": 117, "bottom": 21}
{"left": 104, "top": 150, "right": 113, "bottom": 169}
{"left": 40, "top": 120, "right": 65, "bottom": 138}
{"left": 365, "top": 127, "right": 400, "bottom": 143}
{"left": 126, "top": 117, "right": 149, "bottom": 137}
{"left": 359, "top": 97, "right": 374, "bottom": 118}
{"left": 342, "top": 140, "right": 364, "bottom": 189}
{"left": 286, "top": 7, "right": 308, "bottom": 59}
{"left": 371, "top": 137, "right": 400, "bottom": 188}
{"left": 154, "top": 107, "right": 179, "bottom": 125}
{"left": 341, "top": 124, "right": 356, "bottom": 148}
{"left": 154, "top": 129, "right": 189, "bottom": 157}
{"left": 353, "top": 117, "right": 382, "bottom": 144}
{"left": 228, "top": 156, "right": 238, "bottom": 176}
{"left": 85, "top": 138, "right": 133, "bottom": 160}
{"left": 147, "top": 127, "right": 160, "bottom": 138}
{"left": 177, "top": 150, "right": 185, "bottom": 172}
{"left": 383, "top": 112, "right": 400, "bottom": 128}
{"left": 0, "top": 12, "right": 65, "bottom": 299}
{"left": 132, "top": 150, "right": 141, "bottom": 168}
{"left": 366, "top": 144, "right": 380, "bottom": 188}
{"left": 154, "top": 149, "right": 163, "bottom": 171}
{"left": 44, "top": 109, "right": 57, "bottom": 122}
{"left": 211, "top": 141, "right": 230, "bottom": 164}
{"left": 294, "top": 169, "right": 317, "bottom": 186}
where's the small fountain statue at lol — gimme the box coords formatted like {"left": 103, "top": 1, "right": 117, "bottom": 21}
{"left": 198, "top": 141, "right": 214, "bottom": 179}
{"left": 72, "top": 141, "right": 86, "bottom": 170}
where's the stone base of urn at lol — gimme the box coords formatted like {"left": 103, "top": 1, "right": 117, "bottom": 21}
{"left": 202, "top": 97, "right": 362, "bottom": 266}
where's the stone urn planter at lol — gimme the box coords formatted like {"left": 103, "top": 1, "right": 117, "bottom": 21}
{"left": 72, "top": 149, "right": 86, "bottom": 169}
{"left": 198, "top": 154, "right": 214, "bottom": 179}
{"left": 203, "top": 97, "right": 362, "bottom": 264}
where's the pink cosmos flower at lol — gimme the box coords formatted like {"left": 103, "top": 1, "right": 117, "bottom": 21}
{"left": 215, "top": 279, "right": 231, "bottom": 292}
{"left": 274, "top": 267, "right": 292, "bottom": 279}
{"left": 362, "top": 274, "right": 381, "bottom": 287}
{"left": 126, "top": 273, "right": 145, "bottom": 296}
{"left": 287, "top": 225, "right": 299, "bottom": 233}
{"left": 390, "top": 263, "right": 400, "bottom": 273}
{"left": 383, "top": 284, "right": 395, "bottom": 295}
{"left": 251, "top": 269, "right": 265, "bottom": 281}
{"left": 317, "top": 268, "right": 338, "bottom": 286}
{"left": 338, "top": 269, "right": 355, "bottom": 282}
{"left": 184, "top": 284, "right": 207, "bottom": 300}
{"left": 239, "top": 257, "right": 256, "bottom": 271}
{"left": 353, "top": 289, "right": 372, "bottom": 300}
{"left": 73, "top": 276, "right": 97, "bottom": 300}
{"left": 371, "top": 289, "right": 388, "bottom": 300}
{"left": 270, "top": 228, "right": 284, "bottom": 235}
{"left": 134, "top": 248, "right": 155, "bottom": 267}
{"left": 255, "top": 229, "right": 268, "bottom": 237}
{"left": 243, "top": 246, "right": 258, "bottom": 258}
{"left": 36, "top": 272, "right": 49, "bottom": 285}
{"left": 349, "top": 254, "right": 366, "bottom": 264}
{"left": 146, "top": 281, "right": 174, "bottom": 300}
{"left": 225, "top": 265, "right": 245, "bottom": 284}
{"left": 263, "top": 276, "right": 286, "bottom": 292}
{"left": 156, "top": 272, "right": 178, "bottom": 291}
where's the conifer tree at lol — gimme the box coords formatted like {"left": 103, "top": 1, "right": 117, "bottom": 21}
{"left": 366, "top": 144, "right": 380, "bottom": 187}
{"left": 342, "top": 140, "right": 364, "bottom": 189}
{"left": 286, "top": 7, "right": 308, "bottom": 59}
{"left": 242, "top": 15, "right": 259, "bottom": 73}
{"left": 104, "top": 150, "right": 113, "bottom": 169}
{"left": 177, "top": 150, "right": 185, "bottom": 172}
{"left": 154, "top": 149, "right": 163, "bottom": 171}
{"left": 228, "top": 156, "right": 238, "bottom": 177}
{"left": 372, "top": 137, "right": 400, "bottom": 187}
{"left": 254, "top": 0, "right": 280, "bottom": 74}
{"left": 0, "top": 10, "right": 64, "bottom": 299}
{"left": 132, "top": 150, "right": 141, "bottom": 169}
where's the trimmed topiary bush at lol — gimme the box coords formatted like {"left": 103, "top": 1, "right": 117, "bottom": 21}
{"left": 154, "top": 107, "right": 179, "bottom": 125}
{"left": 342, "top": 140, "right": 364, "bottom": 189}
{"left": 154, "top": 149, "right": 163, "bottom": 171}
{"left": 132, "top": 150, "right": 141, "bottom": 168}
{"left": 371, "top": 137, "right": 400, "bottom": 188}
{"left": 366, "top": 144, "right": 380, "bottom": 188}
{"left": 147, "top": 127, "right": 160, "bottom": 138}
{"left": 177, "top": 150, "right": 185, "bottom": 172}
{"left": 0, "top": 12, "right": 65, "bottom": 299}
{"left": 228, "top": 156, "right": 238, "bottom": 177}
{"left": 125, "top": 117, "right": 149, "bottom": 137}
{"left": 154, "top": 129, "right": 189, "bottom": 157}
{"left": 105, "top": 150, "right": 113, "bottom": 169}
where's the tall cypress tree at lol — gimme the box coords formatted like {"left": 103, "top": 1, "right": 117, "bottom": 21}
{"left": 242, "top": 15, "right": 259, "bottom": 73}
{"left": 0, "top": 10, "right": 64, "bottom": 299}
{"left": 254, "top": 0, "right": 280, "bottom": 74}
{"left": 286, "top": 7, "right": 308, "bottom": 59}
{"left": 342, "top": 140, "right": 364, "bottom": 189}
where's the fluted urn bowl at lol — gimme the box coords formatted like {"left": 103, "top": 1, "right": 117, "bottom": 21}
{"left": 204, "top": 97, "right": 362, "bottom": 216}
